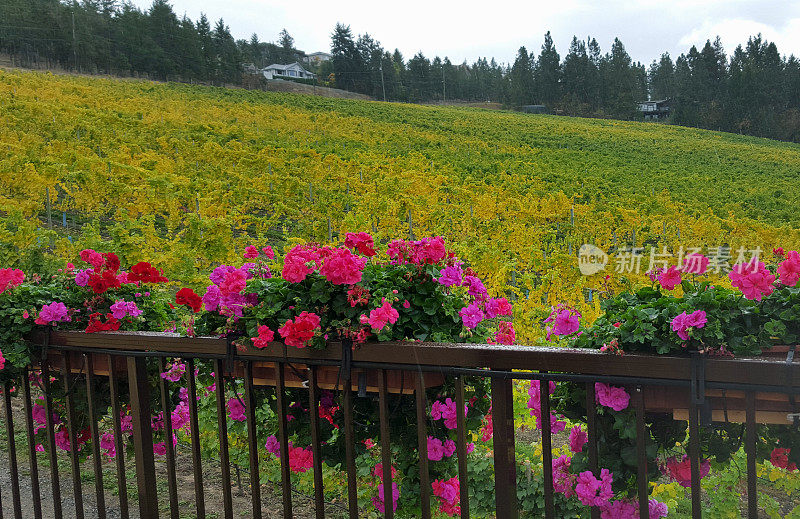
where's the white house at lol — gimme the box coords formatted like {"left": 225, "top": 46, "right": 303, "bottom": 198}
{"left": 262, "top": 62, "right": 316, "bottom": 80}
{"left": 304, "top": 52, "right": 332, "bottom": 65}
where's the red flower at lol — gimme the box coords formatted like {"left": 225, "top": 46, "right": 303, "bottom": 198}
{"left": 771, "top": 448, "right": 798, "bottom": 471}
{"left": 278, "top": 312, "right": 321, "bottom": 348}
{"left": 87, "top": 269, "right": 121, "bottom": 295}
{"left": 128, "top": 262, "right": 168, "bottom": 283}
{"left": 251, "top": 325, "right": 275, "bottom": 349}
{"left": 104, "top": 253, "right": 120, "bottom": 274}
{"left": 85, "top": 313, "right": 121, "bottom": 333}
{"left": 175, "top": 288, "right": 203, "bottom": 313}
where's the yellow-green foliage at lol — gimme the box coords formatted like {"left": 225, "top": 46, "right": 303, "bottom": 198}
{"left": 2, "top": 69, "right": 800, "bottom": 342}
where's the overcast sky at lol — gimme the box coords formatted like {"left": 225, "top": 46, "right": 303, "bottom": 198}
{"left": 129, "top": 0, "right": 800, "bottom": 66}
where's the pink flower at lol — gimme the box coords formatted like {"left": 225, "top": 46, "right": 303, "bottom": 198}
{"left": 463, "top": 275, "right": 488, "bottom": 299}
{"left": 443, "top": 439, "right": 456, "bottom": 457}
{"left": 54, "top": 428, "right": 71, "bottom": 451}
{"left": 252, "top": 325, "right": 275, "bottom": 348}
{"left": 682, "top": 253, "right": 710, "bottom": 275}
{"left": 288, "top": 446, "right": 314, "bottom": 472}
{"left": 281, "top": 245, "right": 323, "bottom": 282}
{"left": 658, "top": 265, "right": 682, "bottom": 290}
{"left": 319, "top": 247, "right": 367, "bottom": 285}
{"left": 595, "top": 383, "right": 630, "bottom": 411}
{"left": 437, "top": 265, "right": 463, "bottom": 287}
{"left": 0, "top": 268, "right": 24, "bottom": 294}
{"left": 110, "top": 300, "right": 141, "bottom": 319}
{"left": 490, "top": 321, "right": 515, "bottom": 345}
{"left": 575, "top": 469, "right": 614, "bottom": 507}
{"left": 664, "top": 455, "right": 711, "bottom": 487}
{"left": 777, "top": 251, "right": 800, "bottom": 287}
{"left": 671, "top": 310, "right": 707, "bottom": 341}
{"left": 432, "top": 478, "right": 460, "bottom": 516}
{"left": 459, "top": 302, "right": 484, "bottom": 329}
{"left": 402, "top": 300, "right": 410, "bottom": 309}
{"left": 367, "top": 298, "right": 400, "bottom": 331}
{"left": 729, "top": 261, "right": 776, "bottom": 301}
{"left": 35, "top": 302, "right": 71, "bottom": 325}
{"left": 171, "top": 402, "right": 190, "bottom": 430}
{"left": 427, "top": 436, "right": 445, "bottom": 461}
{"left": 344, "top": 232, "right": 377, "bottom": 256}
{"left": 202, "top": 285, "right": 221, "bottom": 312}
{"left": 569, "top": 425, "right": 588, "bottom": 453}
{"left": 243, "top": 245, "right": 259, "bottom": 259}
{"left": 219, "top": 269, "right": 247, "bottom": 296}
{"left": 160, "top": 361, "right": 185, "bottom": 382}
{"left": 431, "top": 398, "right": 464, "bottom": 429}
{"left": 153, "top": 435, "right": 177, "bottom": 456}
{"left": 75, "top": 269, "right": 92, "bottom": 287}
{"left": 552, "top": 455, "right": 575, "bottom": 497}
{"left": 372, "top": 482, "right": 400, "bottom": 514}
{"left": 265, "top": 435, "right": 280, "bottom": 456}
{"left": 600, "top": 500, "right": 638, "bottom": 519}
{"left": 80, "top": 249, "right": 105, "bottom": 268}
{"left": 100, "top": 432, "right": 116, "bottom": 457}
{"left": 484, "top": 297, "right": 512, "bottom": 318}
{"left": 648, "top": 499, "right": 669, "bottom": 518}
{"left": 545, "top": 308, "right": 580, "bottom": 340}
{"left": 227, "top": 397, "right": 246, "bottom": 422}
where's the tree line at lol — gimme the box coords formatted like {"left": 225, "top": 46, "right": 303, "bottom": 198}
{"left": 332, "top": 25, "right": 800, "bottom": 142}
{"left": 0, "top": 0, "right": 304, "bottom": 85}
{"left": 1, "top": 1, "right": 799, "bottom": 142}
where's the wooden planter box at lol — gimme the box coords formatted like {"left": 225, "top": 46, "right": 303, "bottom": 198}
{"left": 37, "top": 342, "right": 446, "bottom": 395}
{"left": 643, "top": 346, "right": 799, "bottom": 425}
{"left": 235, "top": 341, "right": 445, "bottom": 395}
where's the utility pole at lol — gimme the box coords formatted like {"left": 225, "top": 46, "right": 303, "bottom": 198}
{"left": 442, "top": 64, "right": 446, "bottom": 101}
{"left": 379, "top": 62, "right": 387, "bottom": 102}
{"left": 71, "top": 10, "right": 77, "bottom": 70}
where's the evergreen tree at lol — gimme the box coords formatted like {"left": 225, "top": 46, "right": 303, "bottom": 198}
{"left": 507, "top": 46, "right": 535, "bottom": 106}
{"left": 535, "top": 31, "right": 561, "bottom": 106}
{"left": 330, "top": 23, "right": 363, "bottom": 92}
{"left": 648, "top": 53, "right": 675, "bottom": 100}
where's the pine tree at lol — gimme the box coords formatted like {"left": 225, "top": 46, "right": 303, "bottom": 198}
{"left": 535, "top": 31, "right": 561, "bottom": 106}
{"left": 507, "top": 46, "right": 535, "bottom": 106}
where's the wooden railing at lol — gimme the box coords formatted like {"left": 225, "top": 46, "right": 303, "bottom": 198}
{"left": 3, "top": 330, "right": 799, "bottom": 518}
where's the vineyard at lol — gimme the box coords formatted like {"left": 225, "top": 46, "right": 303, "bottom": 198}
{"left": 3, "top": 68, "right": 800, "bottom": 342}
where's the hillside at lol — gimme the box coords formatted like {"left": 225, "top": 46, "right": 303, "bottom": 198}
{"left": 2, "top": 68, "right": 799, "bottom": 341}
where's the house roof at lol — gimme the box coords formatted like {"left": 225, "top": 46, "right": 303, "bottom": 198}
{"left": 263, "top": 62, "right": 313, "bottom": 73}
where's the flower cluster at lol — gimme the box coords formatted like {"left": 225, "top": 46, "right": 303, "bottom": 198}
{"left": 0, "top": 268, "right": 24, "bottom": 294}
{"left": 670, "top": 310, "right": 707, "bottom": 341}
{"left": 278, "top": 311, "right": 321, "bottom": 348}
{"left": 527, "top": 380, "right": 566, "bottom": 433}
{"left": 595, "top": 383, "right": 630, "bottom": 412}
{"left": 175, "top": 288, "right": 202, "bottom": 313}
{"left": 728, "top": 261, "right": 776, "bottom": 301}
{"left": 431, "top": 477, "right": 460, "bottom": 516}
{"left": 34, "top": 302, "right": 71, "bottom": 325}
{"left": 544, "top": 306, "right": 580, "bottom": 341}
{"left": 771, "top": 447, "right": 798, "bottom": 471}
{"left": 387, "top": 236, "right": 446, "bottom": 265}
{"left": 663, "top": 455, "right": 711, "bottom": 487}
{"left": 110, "top": 300, "right": 142, "bottom": 319}
{"left": 430, "top": 398, "right": 466, "bottom": 430}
